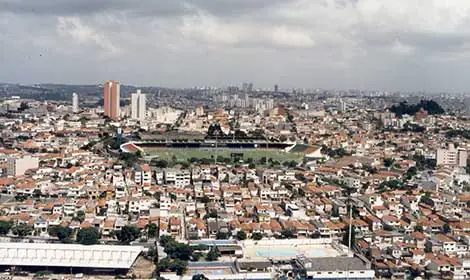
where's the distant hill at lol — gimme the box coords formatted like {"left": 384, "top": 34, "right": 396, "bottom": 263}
{"left": 390, "top": 100, "right": 444, "bottom": 117}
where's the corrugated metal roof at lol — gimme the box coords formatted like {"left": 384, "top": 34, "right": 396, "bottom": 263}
{"left": 0, "top": 242, "right": 143, "bottom": 269}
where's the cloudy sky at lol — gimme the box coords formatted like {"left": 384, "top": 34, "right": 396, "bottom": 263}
{"left": 1, "top": 0, "right": 470, "bottom": 91}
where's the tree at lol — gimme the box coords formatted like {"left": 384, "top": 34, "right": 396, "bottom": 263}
{"left": 32, "top": 189, "right": 42, "bottom": 198}
{"left": 248, "top": 163, "right": 256, "bottom": 169}
{"left": 192, "top": 274, "right": 209, "bottom": 280}
{"left": 384, "top": 158, "right": 394, "bottom": 168}
{"left": 414, "top": 225, "right": 424, "bottom": 232}
{"left": 342, "top": 225, "right": 356, "bottom": 248}
{"left": 12, "top": 224, "right": 33, "bottom": 237}
{"left": 405, "top": 166, "right": 418, "bottom": 180}
{"left": 152, "top": 159, "right": 168, "bottom": 168}
{"left": 116, "top": 225, "right": 141, "bottom": 244}
{"left": 161, "top": 237, "right": 193, "bottom": 261}
{"left": 259, "top": 157, "right": 267, "bottom": 165}
{"left": 147, "top": 223, "right": 157, "bottom": 238}
{"left": 252, "top": 232, "right": 263, "bottom": 240}
{"left": 236, "top": 231, "right": 247, "bottom": 241}
{"left": 48, "top": 226, "right": 72, "bottom": 242}
{"left": 442, "top": 223, "right": 452, "bottom": 234}
{"left": 0, "top": 221, "right": 12, "bottom": 235}
{"left": 74, "top": 210, "right": 86, "bottom": 223}
{"left": 170, "top": 259, "right": 187, "bottom": 276}
{"left": 156, "top": 256, "right": 187, "bottom": 275}
{"left": 76, "top": 227, "right": 100, "bottom": 245}
{"left": 281, "top": 229, "right": 296, "bottom": 239}
{"left": 205, "top": 247, "right": 220, "bottom": 261}
{"left": 216, "top": 231, "right": 228, "bottom": 240}
{"left": 200, "top": 196, "right": 211, "bottom": 204}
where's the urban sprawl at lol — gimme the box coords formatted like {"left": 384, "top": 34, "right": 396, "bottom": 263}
{"left": 0, "top": 82, "right": 470, "bottom": 280}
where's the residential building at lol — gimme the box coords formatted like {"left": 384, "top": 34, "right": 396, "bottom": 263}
{"left": 103, "top": 80, "right": 120, "bottom": 120}
{"left": 131, "top": 89, "right": 146, "bottom": 121}
{"left": 436, "top": 144, "right": 468, "bottom": 167}
{"left": 72, "top": 92, "right": 79, "bottom": 113}
{"left": 7, "top": 155, "right": 39, "bottom": 177}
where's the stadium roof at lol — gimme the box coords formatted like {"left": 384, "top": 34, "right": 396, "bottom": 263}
{"left": 0, "top": 242, "right": 143, "bottom": 269}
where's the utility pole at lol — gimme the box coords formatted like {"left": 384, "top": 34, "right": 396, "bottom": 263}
{"left": 214, "top": 134, "right": 218, "bottom": 165}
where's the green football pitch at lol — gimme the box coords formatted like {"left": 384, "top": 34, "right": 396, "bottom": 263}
{"left": 144, "top": 148, "right": 303, "bottom": 162}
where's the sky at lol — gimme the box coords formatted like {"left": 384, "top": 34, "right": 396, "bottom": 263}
{"left": 2, "top": 0, "right": 470, "bottom": 91}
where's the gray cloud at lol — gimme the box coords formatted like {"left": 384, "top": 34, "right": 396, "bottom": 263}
{"left": 2, "top": 0, "right": 470, "bottom": 91}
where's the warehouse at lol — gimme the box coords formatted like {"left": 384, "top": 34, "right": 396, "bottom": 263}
{"left": 0, "top": 242, "right": 143, "bottom": 274}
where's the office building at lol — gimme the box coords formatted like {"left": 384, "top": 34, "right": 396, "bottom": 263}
{"left": 103, "top": 80, "right": 120, "bottom": 120}
{"left": 72, "top": 92, "right": 79, "bottom": 113}
{"left": 274, "top": 84, "right": 279, "bottom": 92}
{"left": 436, "top": 144, "right": 468, "bottom": 167}
{"left": 131, "top": 89, "right": 146, "bottom": 121}
{"left": 7, "top": 155, "right": 39, "bottom": 177}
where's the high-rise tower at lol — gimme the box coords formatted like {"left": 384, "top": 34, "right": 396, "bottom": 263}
{"left": 103, "top": 80, "right": 120, "bottom": 120}
{"left": 131, "top": 89, "right": 146, "bottom": 121}
{"left": 72, "top": 92, "right": 79, "bottom": 113}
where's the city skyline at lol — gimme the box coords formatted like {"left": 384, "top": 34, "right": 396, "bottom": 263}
{"left": 3, "top": 1, "right": 470, "bottom": 92}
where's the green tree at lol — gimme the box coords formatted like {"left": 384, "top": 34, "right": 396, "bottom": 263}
{"left": 147, "top": 223, "right": 157, "bottom": 238}
{"left": 200, "top": 196, "right": 211, "bottom": 204}
{"left": 152, "top": 159, "right": 168, "bottom": 168}
{"left": 157, "top": 256, "right": 187, "bottom": 276}
{"left": 248, "top": 163, "right": 256, "bottom": 169}
{"left": 12, "top": 224, "right": 33, "bottom": 237}
{"left": 281, "top": 229, "right": 296, "bottom": 239}
{"left": 32, "top": 189, "right": 42, "bottom": 198}
{"left": 76, "top": 227, "right": 100, "bottom": 245}
{"left": 216, "top": 231, "right": 228, "bottom": 240}
{"left": 259, "top": 157, "right": 267, "bottom": 165}
{"left": 74, "top": 210, "right": 86, "bottom": 223}
{"left": 170, "top": 259, "right": 187, "bottom": 276}
{"left": 192, "top": 274, "right": 209, "bottom": 280}
{"left": 48, "top": 226, "right": 72, "bottom": 242}
{"left": 405, "top": 166, "right": 418, "bottom": 180}
{"left": 205, "top": 247, "right": 220, "bottom": 261}
{"left": 116, "top": 225, "right": 141, "bottom": 244}
{"left": 161, "top": 237, "right": 193, "bottom": 261}
{"left": 236, "top": 231, "right": 247, "bottom": 240}
{"left": 0, "top": 221, "right": 12, "bottom": 235}
{"left": 384, "top": 158, "right": 394, "bottom": 168}
{"left": 252, "top": 232, "right": 263, "bottom": 240}
{"left": 442, "top": 223, "right": 452, "bottom": 234}
{"left": 414, "top": 225, "right": 424, "bottom": 232}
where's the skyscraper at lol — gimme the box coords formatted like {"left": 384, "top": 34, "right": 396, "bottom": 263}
{"left": 274, "top": 85, "right": 279, "bottom": 92}
{"left": 103, "top": 80, "right": 120, "bottom": 120}
{"left": 131, "top": 89, "right": 146, "bottom": 121}
{"left": 72, "top": 92, "right": 79, "bottom": 113}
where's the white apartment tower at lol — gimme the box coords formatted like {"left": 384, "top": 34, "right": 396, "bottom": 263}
{"left": 72, "top": 92, "right": 79, "bottom": 113}
{"left": 436, "top": 144, "right": 468, "bottom": 167}
{"left": 7, "top": 155, "right": 39, "bottom": 177}
{"left": 131, "top": 89, "right": 146, "bottom": 121}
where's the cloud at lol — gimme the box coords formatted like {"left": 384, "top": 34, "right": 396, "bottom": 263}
{"left": 2, "top": 0, "right": 470, "bottom": 90}
{"left": 56, "top": 16, "right": 119, "bottom": 55}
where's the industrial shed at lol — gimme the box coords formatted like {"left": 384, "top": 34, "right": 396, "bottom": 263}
{"left": 0, "top": 242, "right": 143, "bottom": 274}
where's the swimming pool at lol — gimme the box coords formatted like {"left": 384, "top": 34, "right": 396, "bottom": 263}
{"left": 256, "top": 249, "right": 297, "bottom": 257}
{"left": 255, "top": 248, "right": 331, "bottom": 258}
{"left": 190, "top": 269, "right": 229, "bottom": 276}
